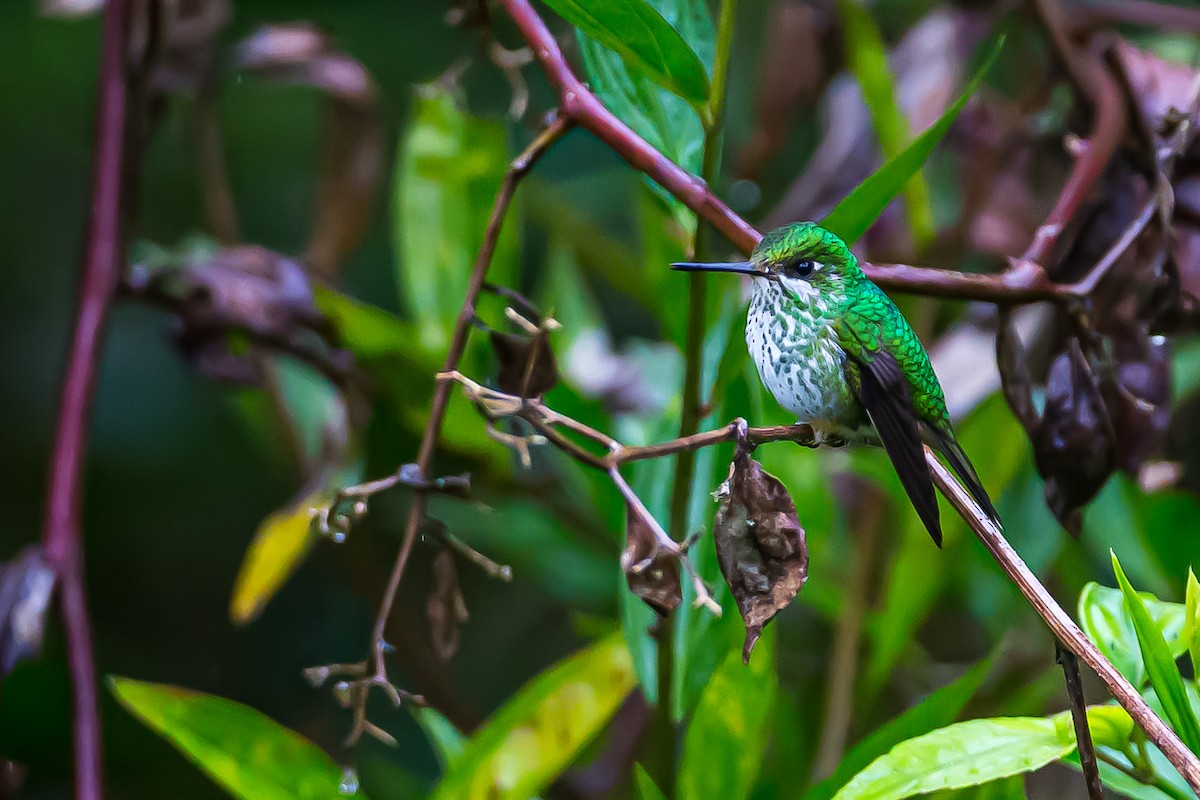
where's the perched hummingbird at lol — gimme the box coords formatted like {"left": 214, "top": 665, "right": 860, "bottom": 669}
{"left": 673, "top": 221, "right": 998, "bottom": 546}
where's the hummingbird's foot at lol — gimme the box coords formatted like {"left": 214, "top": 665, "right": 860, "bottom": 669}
{"left": 801, "top": 422, "right": 848, "bottom": 448}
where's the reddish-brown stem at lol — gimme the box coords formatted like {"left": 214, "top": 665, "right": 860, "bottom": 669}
{"left": 498, "top": 0, "right": 759, "bottom": 253}
{"left": 927, "top": 450, "right": 1200, "bottom": 793}
{"left": 1025, "top": 0, "right": 1127, "bottom": 267}
{"left": 39, "top": 0, "right": 132, "bottom": 797}
{"left": 354, "top": 116, "right": 572, "bottom": 726}
{"left": 1068, "top": 0, "right": 1200, "bottom": 34}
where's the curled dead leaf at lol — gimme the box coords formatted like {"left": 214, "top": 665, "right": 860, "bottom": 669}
{"left": 427, "top": 543, "right": 469, "bottom": 661}
{"left": 621, "top": 503, "right": 681, "bottom": 616}
{"left": 489, "top": 329, "right": 559, "bottom": 398}
{"left": 713, "top": 450, "right": 807, "bottom": 661}
{"left": 0, "top": 547, "right": 56, "bottom": 676}
{"left": 1034, "top": 339, "right": 1116, "bottom": 535}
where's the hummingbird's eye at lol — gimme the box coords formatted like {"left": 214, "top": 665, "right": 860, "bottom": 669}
{"left": 785, "top": 258, "right": 816, "bottom": 278}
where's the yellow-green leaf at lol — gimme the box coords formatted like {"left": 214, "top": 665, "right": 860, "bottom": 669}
{"left": 634, "top": 763, "right": 670, "bottom": 800}
{"left": 230, "top": 488, "right": 325, "bottom": 626}
{"left": 831, "top": 716, "right": 1076, "bottom": 800}
{"left": 1111, "top": 551, "right": 1200, "bottom": 753}
{"left": 805, "top": 655, "right": 994, "bottom": 800}
{"left": 429, "top": 633, "right": 635, "bottom": 800}
{"left": 1077, "top": 580, "right": 1186, "bottom": 688}
{"left": 109, "top": 677, "right": 362, "bottom": 800}
{"left": 1185, "top": 568, "right": 1200, "bottom": 680}
{"left": 1083, "top": 705, "right": 1134, "bottom": 750}
{"left": 678, "top": 633, "right": 775, "bottom": 800}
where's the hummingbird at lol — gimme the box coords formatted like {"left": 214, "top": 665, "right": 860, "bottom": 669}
{"left": 672, "top": 221, "right": 999, "bottom": 546}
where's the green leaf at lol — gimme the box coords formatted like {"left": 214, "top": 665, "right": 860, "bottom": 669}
{"left": 634, "top": 763, "right": 671, "bottom": 800}
{"left": 930, "top": 775, "right": 1028, "bottom": 800}
{"left": 429, "top": 633, "right": 635, "bottom": 800}
{"left": 831, "top": 715, "right": 1076, "bottom": 800}
{"left": 821, "top": 36, "right": 1004, "bottom": 245}
{"left": 805, "top": 655, "right": 994, "bottom": 800}
{"left": 414, "top": 707, "right": 467, "bottom": 768}
{"left": 108, "top": 677, "right": 362, "bottom": 800}
{"left": 1084, "top": 705, "right": 1135, "bottom": 750}
{"left": 1186, "top": 568, "right": 1200, "bottom": 681}
{"left": 1111, "top": 551, "right": 1200, "bottom": 753}
{"left": 544, "top": 0, "right": 710, "bottom": 107}
{"left": 395, "top": 84, "right": 514, "bottom": 352}
{"left": 1078, "top": 581, "right": 1187, "bottom": 688}
{"left": 315, "top": 286, "right": 429, "bottom": 363}
{"left": 577, "top": 0, "right": 712, "bottom": 208}
{"left": 835, "top": 0, "right": 934, "bottom": 246}
{"left": 1063, "top": 752, "right": 1174, "bottom": 800}
{"left": 678, "top": 633, "right": 775, "bottom": 800}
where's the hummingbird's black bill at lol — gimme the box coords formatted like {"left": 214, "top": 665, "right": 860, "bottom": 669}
{"left": 670, "top": 261, "right": 759, "bottom": 275}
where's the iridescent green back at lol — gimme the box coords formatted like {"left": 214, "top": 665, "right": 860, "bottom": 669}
{"left": 837, "top": 280, "right": 951, "bottom": 433}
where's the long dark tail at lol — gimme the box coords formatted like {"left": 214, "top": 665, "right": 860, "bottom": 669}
{"left": 926, "top": 426, "right": 1001, "bottom": 526}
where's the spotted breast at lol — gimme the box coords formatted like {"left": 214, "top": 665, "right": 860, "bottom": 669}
{"left": 744, "top": 280, "right": 857, "bottom": 428}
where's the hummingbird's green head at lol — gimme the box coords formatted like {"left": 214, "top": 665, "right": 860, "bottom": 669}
{"left": 671, "top": 222, "right": 860, "bottom": 301}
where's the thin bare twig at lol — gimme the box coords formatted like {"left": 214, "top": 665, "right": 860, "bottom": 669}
{"left": 328, "top": 114, "right": 572, "bottom": 744}
{"left": 1058, "top": 641, "right": 1104, "bottom": 800}
{"left": 39, "top": 1, "right": 132, "bottom": 797}
{"left": 928, "top": 449, "right": 1200, "bottom": 792}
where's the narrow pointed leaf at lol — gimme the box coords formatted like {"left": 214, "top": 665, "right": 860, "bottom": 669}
{"left": 543, "top": 0, "right": 711, "bottom": 106}
{"left": 230, "top": 488, "right": 324, "bottom": 625}
{"left": 1185, "top": 568, "right": 1200, "bottom": 681}
{"left": 805, "top": 656, "right": 993, "bottom": 800}
{"left": 109, "top": 677, "right": 362, "bottom": 800}
{"left": 634, "top": 764, "right": 671, "bottom": 800}
{"left": 821, "top": 37, "right": 1004, "bottom": 245}
{"left": 678, "top": 634, "right": 775, "bottom": 800}
{"left": 1111, "top": 551, "right": 1200, "bottom": 753}
{"left": 835, "top": 0, "right": 934, "bottom": 245}
{"left": 429, "top": 633, "right": 635, "bottom": 800}
{"left": 831, "top": 715, "right": 1076, "bottom": 800}
{"left": 1077, "top": 580, "right": 1186, "bottom": 688}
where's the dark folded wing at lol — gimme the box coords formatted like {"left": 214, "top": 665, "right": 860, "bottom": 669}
{"left": 850, "top": 349, "right": 943, "bottom": 547}
{"left": 924, "top": 424, "right": 1001, "bottom": 526}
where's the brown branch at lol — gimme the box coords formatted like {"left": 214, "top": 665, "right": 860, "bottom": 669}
{"left": 329, "top": 114, "right": 572, "bottom": 745}
{"left": 1068, "top": 0, "right": 1200, "bottom": 35}
{"left": 39, "top": 1, "right": 132, "bottom": 797}
{"left": 927, "top": 448, "right": 1200, "bottom": 793}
